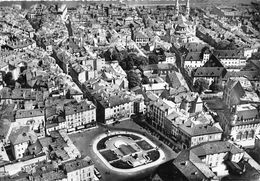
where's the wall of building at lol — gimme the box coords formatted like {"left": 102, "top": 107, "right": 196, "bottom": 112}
{"left": 191, "top": 133, "right": 222, "bottom": 147}
{"left": 67, "top": 164, "right": 94, "bottom": 181}
{"left": 0, "top": 154, "right": 47, "bottom": 176}
{"left": 12, "top": 141, "right": 29, "bottom": 160}
{"left": 230, "top": 123, "right": 260, "bottom": 147}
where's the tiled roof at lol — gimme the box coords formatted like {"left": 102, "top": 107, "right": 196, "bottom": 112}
{"left": 223, "top": 71, "right": 260, "bottom": 81}
{"left": 225, "top": 79, "right": 245, "bottom": 106}
{"left": 15, "top": 109, "right": 44, "bottom": 119}
{"left": 173, "top": 150, "right": 216, "bottom": 180}
{"left": 64, "top": 157, "right": 93, "bottom": 173}
{"left": 213, "top": 49, "right": 245, "bottom": 59}
{"left": 191, "top": 141, "right": 244, "bottom": 156}
{"left": 134, "top": 31, "right": 149, "bottom": 39}
{"left": 236, "top": 104, "right": 258, "bottom": 120}
{"left": 179, "top": 121, "right": 223, "bottom": 137}
{"left": 185, "top": 52, "right": 201, "bottom": 61}
{"left": 9, "top": 126, "right": 37, "bottom": 145}
{"left": 194, "top": 67, "right": 226, "bottom": 77}
{"left": 65, "top": 101, "right": 95, "bottom": 116}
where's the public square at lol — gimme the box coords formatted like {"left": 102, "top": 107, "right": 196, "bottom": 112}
{"left": 69, "top": 120, "right": 177, "bottom": 181}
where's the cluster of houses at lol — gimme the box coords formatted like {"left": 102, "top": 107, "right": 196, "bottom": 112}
{"left": 0, "top": 1, "right": 260, "bottom": 181}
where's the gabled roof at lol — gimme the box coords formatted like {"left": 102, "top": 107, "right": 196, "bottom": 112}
{"left": 203, "top": 54, "right": 224, "bottom": 68}
{"left": 166, "top": 71, "right": 190, "bottom": 90}
{"left": 173, "top": 150, "right": 216, "bottom": 181}
{"left": 179, "top": 121, "right": 223, "bottom": 137}
{"left": 184, "top": 52, "right": 201, "bottom": 62}
{"left": 194, "top": 67, "right": 227, "bottom": 78}
{"left": 213, "top": 49, "right": 245, "bottom": 59}
{"left": 9, "top": 126, "right": 37, "bottom": 145}
{"left": 15, "top": 109, "right": 44, "bottom": 119}
{"left": 64, "top": 157, "right": 93, "bottom": 173}
{"left": 134, "top": 31, "right": 149, "bottom": 39}
{"left": 223, "top": 71, "right": 260, "bottom": 81}
{"left": 191, "top": 141, "right": 244, "bottom": 156}
{"left": 225, "top": 79, "right": 245, "bottom": 105}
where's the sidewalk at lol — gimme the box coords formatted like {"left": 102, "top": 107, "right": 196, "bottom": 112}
{"left": 138, "top": 120, "right": 182, "bottom": 152}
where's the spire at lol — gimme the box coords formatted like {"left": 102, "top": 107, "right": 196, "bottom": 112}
{"left": 176, "top": 0, "right": 179, "bottom": 15}
{"left": 186, "top": 0, "right": 190, "bottom": 16}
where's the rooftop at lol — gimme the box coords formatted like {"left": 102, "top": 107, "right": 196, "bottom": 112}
{"left": 9, "top": 126, "right": 37, "bottom": 145}
{"left": 64, "top": 157, "right": 93, "bottom": 173}
{"left": 191, "top": 141, "right": 244, "bottom": 156}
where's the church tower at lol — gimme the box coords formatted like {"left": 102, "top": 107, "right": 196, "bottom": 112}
{"left": 175, "top": 0, "right": 179, "bottom": 15}
{"left": 186, "top": 0, "right": 190, "bottom": 16}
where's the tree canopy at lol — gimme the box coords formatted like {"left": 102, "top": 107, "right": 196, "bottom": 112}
{"left": 193, "top": 78, "right": 209, "bottom": 94}
{"left": 127, "top": 71, "right": 141, "bottom": 89}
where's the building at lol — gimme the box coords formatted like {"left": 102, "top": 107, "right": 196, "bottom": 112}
{"left": 95, "top": 93, "right": 134, "bottom": 124}
{"left": 193, "top": 67, "right": 227, "bottom": 85}
{"left": 178, "top": 120, "right": 223, "bottom": 149}
{"left": 211, "top": 6, "right": 242, "bottom": 18}
{"left": 223, "top": 79, "right": 245, "bottom": 109}
{"left": 141, "top": 64, "right": 178, "bottom": 77}
{"left": 85, "top": 79, "right": 144, "bottom": 124}
{"left": 45, "top": 106, "right": 67, "bottom": 135}
{"left": 134, "top": 31, "right": 150, "bottom": 47}
{"left": 65, "top": 101, "right": 96, "bottom": 132}
{"left": 165, "top": 112, "right": 223, "bottom": 149}
{"left": 164, "top": 52, "right": 176, "bottom": 64}
{"left": 63, "top": 157, "right": 95, "bottom": 181}
{"left": 213, "top": 50, "right": 247, "bottom": 69}
{"left": 142, "top": 78, "right": 169, "bottom": 96}
{"left": 191, "top": 141, "right": 245, "bottom": 176}
{"left": 184, "top": 52, "right": 204, "bottom": 68}
{"left": 173, "top": 141, "right": 245, "bottom": 180}
{"left": 15, "top": 108, "right": 45, "bottom": 137}
{"left": 219, "top": 103, "right": 260, "bottom": 147}
{"left": 9, "top": 126, "right": 38, "bottom": 160}
{"left": 173, "top": 150, "right": 217, "bottom": 181}
{"left": 147, "top": 97, "right": 177, "bottom": 132}
{"left": 166, "top": 71, "right": 190, "bottom": 90}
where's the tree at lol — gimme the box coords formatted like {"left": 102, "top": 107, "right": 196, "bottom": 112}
{"left": 141, "top": 75, "right": 150, "bottom": 84}
{"left": 3, "top": 72, "right": 15, "bottom": 87}
{"left": 16, "top": 74, "right": 27, "bottom": 88}
{"left": 103, "top": 48, "right": 121, "bottom": 62}
{"left": 209, "top": 81, "right": 223, "bottom": 92}
{"left": 127, "top": 71, "right": 141, "bottom": 89}
{"left": 148, "top": 53, "right": 159, "bottom": 64}
{"left": 66, "top": 89, "right": 71, "bottom": 99}
{"left": 193, "top": 78, "right": 209, "bottom": 94}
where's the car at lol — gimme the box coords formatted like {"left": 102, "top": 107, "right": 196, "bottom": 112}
{"left": 94, "top": 167, "right": 102, "bottom": 179}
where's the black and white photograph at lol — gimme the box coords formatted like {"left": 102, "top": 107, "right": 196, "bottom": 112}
{"left": 0, "top": 0, "right": 260, "bottom": 180}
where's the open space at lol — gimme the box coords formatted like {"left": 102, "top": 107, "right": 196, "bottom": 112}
{"left": 69, "top": 119, "right": 177, "bottom": 181}
{"left": 94, "top": 131, "right": 164, "bottom": 170}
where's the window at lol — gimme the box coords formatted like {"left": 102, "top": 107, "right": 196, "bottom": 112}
{"left": 248, "top": 130, "right": 255, "bottom": 139}
{"left": 243, "top": 131, "right": 249, "bottom": 139}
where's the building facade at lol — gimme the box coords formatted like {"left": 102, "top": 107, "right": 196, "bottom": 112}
{"left": 65, "top": 101, "right": 96, "bottom": 132}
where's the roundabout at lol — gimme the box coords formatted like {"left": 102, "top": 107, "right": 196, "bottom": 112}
{"left": 92, "top": 131, "right": 166, "bottom": 173}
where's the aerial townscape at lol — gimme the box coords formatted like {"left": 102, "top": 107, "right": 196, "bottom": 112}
{"left": 1, "top": 0, "right": 260, "bottom": 180}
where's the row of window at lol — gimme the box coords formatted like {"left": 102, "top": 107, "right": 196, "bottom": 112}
{"left": 236, "top": 130, "right": 255, "bottom": 140}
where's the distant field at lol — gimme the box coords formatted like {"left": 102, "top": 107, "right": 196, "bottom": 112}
{"left": 0, "top": 0, "right": 257, "bottom": 9}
